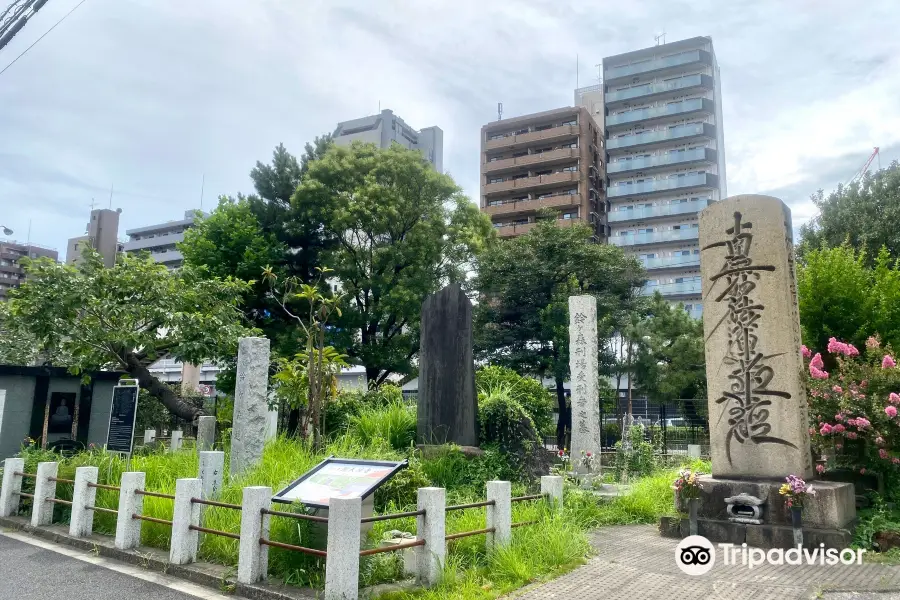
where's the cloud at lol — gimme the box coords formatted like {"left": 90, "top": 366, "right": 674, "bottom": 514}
{"left": 0, "top": 0, "right": 897, "bottom": 256}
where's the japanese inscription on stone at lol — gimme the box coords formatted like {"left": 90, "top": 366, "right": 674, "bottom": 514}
{"left": 568, "top": 296, "right": 600, "bottom": 465}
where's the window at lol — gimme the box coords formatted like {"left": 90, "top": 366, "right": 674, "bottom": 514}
{"left": 691, "top": 223, "right": 699, "bottom": 228}
{"left": 681, "top": 250, "right": 691, "bottom": 256}
{"left": 639, "top": 228, "right": 654, "bottom": 233}
{"left": 643, "top": 203, "right": 653, "bottom": 208}
{"left": 693, "top": 249, "right": 700, "bottom": 254}
{"left": 673, "top": 225, "right": 682, "bottom": 230}
{"left": 489, "top": 177, "right": 503, "bottom": 184}
{"left": 675, "top": 277, "right": 685, "bottom": 284}
{"left": 561, "top": 165, "right": 577, "bottom": 172}
{"left": 643, "top": 253, "right": 656, "bottom": 259}
{"left": 535, "top": 170, "right": 552, "bottom": 176}
{"left": 561, "top": 120, "right": 577, "bottom": 126}
{"left": 489, "top": 157, "right": 498, "bottom": 162}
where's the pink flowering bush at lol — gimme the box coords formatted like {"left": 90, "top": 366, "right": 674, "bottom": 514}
{"left": 805, "top": 336, "right": 900, "bottom": 476}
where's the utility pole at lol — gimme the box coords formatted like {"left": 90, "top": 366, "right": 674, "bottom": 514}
{"left": 0, "top": 0, "right": 48, "bottom": 53}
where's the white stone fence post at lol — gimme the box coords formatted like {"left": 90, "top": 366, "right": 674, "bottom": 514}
{"left": 0, "top": 457, "right": 24, "bottom": 517}
{"left": 31, "top": 461, "right": 59, "bottom": 527}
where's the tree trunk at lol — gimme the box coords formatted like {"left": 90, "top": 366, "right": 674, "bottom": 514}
{"left": 555, "top": 374, "right": 569, "bottom": 450}
{"left": 287, "top": 408, "right": 301, "bottom": 437}
{"left": 626, "top": 341, "right": 634, "bottom": 418}
{"left": 125, "top": 353, "right": 203, "bottom": 421}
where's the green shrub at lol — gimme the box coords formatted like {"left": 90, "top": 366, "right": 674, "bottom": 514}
{"left": 613, "top": 425, "right": 659, "bottom": 480}
{"left": 476, "top": 366, "right": 554, "bottom": 435}
{"left": 375, "top": 456, "right": 431, "bottom": 510}
{"left": 478, "top": 384, "right": 536, "bottom": 447}
{"left": 324, "top": 389, "right": 366, "bottom": 435}
{"left": 348, "top": 400, "right": 416, "bottom": 451}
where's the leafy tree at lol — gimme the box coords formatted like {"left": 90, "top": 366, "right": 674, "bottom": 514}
{"left": 633, "top": 293, "right": 707, "bottom": 425}
{"left": 475, "top": 365, "right": 554, "bottom": 436}
{"left": 0, "top": 249, "right": 254, "bottom": 420}
{"left": 474, "top": 215, "right": 646, "bottom": 446}
{"left": 294, "top": 141, "right": 495, "bottom": 384}
{"left": 798, "top": 161, "right": 900, "bottom": 264}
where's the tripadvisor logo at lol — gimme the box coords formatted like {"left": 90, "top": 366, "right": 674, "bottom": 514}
{"left": 675, "top": 535, "right": 866, "bottom": 575}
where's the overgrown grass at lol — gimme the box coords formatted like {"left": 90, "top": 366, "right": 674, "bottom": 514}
{"left": 348, "top": 400, "right": 416, "bottom": 450}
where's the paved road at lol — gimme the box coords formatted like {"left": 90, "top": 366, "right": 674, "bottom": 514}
{"left": 514, "top": 525, "right": 900, "bottom": 600}
{"left": 0, "top": 533, "right": 227, "bottom": 600}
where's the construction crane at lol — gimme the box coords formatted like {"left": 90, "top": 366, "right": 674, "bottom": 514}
{"left": 0, "top": 0, "right": 49, "bottom": 53}
{"left": 846, "top": 147, "right": 880, "bottom": 185}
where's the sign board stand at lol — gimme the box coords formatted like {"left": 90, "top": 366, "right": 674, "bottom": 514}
{"left": 106, "top": 379, "right": 140, "bottom": 469}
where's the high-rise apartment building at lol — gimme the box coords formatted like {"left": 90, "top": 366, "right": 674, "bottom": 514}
{"left": 66, "top": 208, "right": 123, "bottom": 268}
{"left": 594, "top": 36, "right": 726, "bottom": 318}
{"left": 479, "top": 106, "right": 607, "bottom": 240}
{"left": 333, "top": 109, "right": 444, "bottom": 172}
{"left": 124, "top": 210, "right": 203, "bottom": 269}
{"left": 0, "top": 240, "right": 58, "bottom": 300}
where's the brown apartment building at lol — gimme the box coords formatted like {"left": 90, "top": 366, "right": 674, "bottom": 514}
{"left": 0, "top": 240, "right": 59, "bottom": 300}
{"left": 480, "top": 106, "right": 607, "bottom": 240}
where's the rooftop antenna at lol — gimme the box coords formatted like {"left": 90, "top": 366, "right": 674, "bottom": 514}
{"left": 576, "top": 53, "right": 579, "bottom": 88}
{"left": 108, "top": 183, "right": 114, "bottom": 208}
{"left": 595, "top": 63, "right": 602, "bottom": 85}
{"left": 200, "top": 174, "right": 205, "bottom": 211}
{"left": 89, "top": 198, "right": 97, "bottom": 210}
{"left": 654, "top": 32, "right": 666, "bottom": 46}
{"left": 497, "top": 102, "right": 502, "bottom": 121}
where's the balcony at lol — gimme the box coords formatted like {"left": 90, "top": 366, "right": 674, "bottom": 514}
{"left": 483, "top": 171, "right": 578, "bottom": 196}
{"left": 608, "top": 147, "right": 716, "bottom": 175}
{"left": 607, "top": 123, "right": 715, "bottom": 152}
{"left": 610, "top": 228, "right": 699, "bottom": 247}
{"left": 605, "top": 74, "right": 714, "bottom": 105}
{"left": 483, "top": 148, "right": 578, "bottom": 174}
{"left": 608, "top": 173, "right": 718, "bottom": 200}
{"left": 484, "top": 193, "right": 582, "bottom": 217}
{"left": 642, "top": 279, "right": 702, "bottom": 297}
{"left": 123, "top": 232, "right": 186, "bottom": 252}
{"left": 495, "top": 222, "right": 535, "bottom": 238}
{"left": 605, "top": 50, "right": 712, "bottom": 82}
{"left": 611, "top": 199, "right": 710, "bottom": 223}
{"left": 484, "top": 124, "right": 578, "bottom": 151}
{"left": 640, "top": 254, "right": 701, "bottom": 270}
{"left": 606, "top": 98, "right": 715, "bottom": 128}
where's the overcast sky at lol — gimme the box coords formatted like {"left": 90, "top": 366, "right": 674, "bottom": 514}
{"left": 1, "top": 0, "right": 898, "bottom": 258}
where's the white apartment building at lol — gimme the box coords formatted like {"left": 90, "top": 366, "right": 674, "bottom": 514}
{"left": 333, "top": 109, "right": 443, "bottom": 172}
{"left": 123, "top": 210, "right": 204, "bottom": 269}
{"left": 591, "top": 36, "right": 727, "bottom": 318}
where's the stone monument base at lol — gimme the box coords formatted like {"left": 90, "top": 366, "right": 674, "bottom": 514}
{"left": 662, "top": 475, "right": 856, "bottom": 549}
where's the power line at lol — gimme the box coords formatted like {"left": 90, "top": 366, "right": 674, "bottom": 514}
{"left": 0, "top": 0, "right": 87, "bottom": 78}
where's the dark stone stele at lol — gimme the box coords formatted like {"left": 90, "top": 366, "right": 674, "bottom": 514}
{"left": 417, "top": 283, "right": 478, "bottom": 446}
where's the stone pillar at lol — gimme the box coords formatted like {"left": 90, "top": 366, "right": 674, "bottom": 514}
{"left": 0, "top": 457, "right": 24, "bottom": 517}
{"left": 417, "top": 283, "right": 478, "bottom": 446}
{"left": 198, "top": 451, "right": 224, "bottom": 523}
{"left": 324, "top": 497, "right": 362, "bottom": 600}
{"left": 115, "top": 472, "right": 145, "bottom": 550}
{"left": 540, "top": 475, "right": 564, "bottom": 514}
{"left": 0, "top": 390, "right": 6, "bottom": 450}
{"left": 688, "top": 444, "right": 702, "bottom": 459}
{"left": 181, "top": 363, "right": 202, "bottom": 396}
{"left": 143, "top": 430, "right": 156, "bottom": 445}
{"left": 196, "top": 416, "right": 216, "bottom": 452}
{"left": 568, "top": 295, "right": 600, "bottom": 466}
{"left": 170, "top": 478, "right": 201, "bottom": 565}
{"left": 486, "top": 481, "right": 511, "bottom": 550}
{"left": 231, "top": 337, "right": 271, "bottom": 476}
{"left": 170, "top": 430, "right": 183, "bottom": 452}
{"left": 699, "top": 195, "right": 813, "bottom": 479}
{"left": 265, "top": 405, "right": 278, "bottom": 441}
{"left": 237, "top": 486, "right": 271, "bottom": 584}
{"left": 69, "top": 466, "right": 99, "bottom": 537}
{"left": 415, "top": 487, "right": 445, "bottom": 587}
{"left": 31, "top": 461, "right": 58, "bottom": 527}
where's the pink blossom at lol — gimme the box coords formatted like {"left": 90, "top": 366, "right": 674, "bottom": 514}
{"left": 867, "top": 336, "right": 881, "bottom": 349}
{"left": 827, "top": 337, "right": 842, "bottom": 354}
{"left": 880, "top": 449, "right": 889, "bottom": 459}
{"left": 847, "top": 432, "right": 858, "bottom": 439}
{"left": 801, "top": 345, "right": 812, "bottom": 359}
{"left": 835, "top": 413, "right": 844, "bottom": 421}
{"left": 886, "top": 405, "right": 898, "bottom": 418}
{"left": 876, "top": 437, "right": 885, "bottom": 446}
{"left": 833, "top": 424, "right": 846, "bottom": 433}
{"left": 883, "top": 355, "right": 896, "bottom": 369}
{"left": 862, "top": 380, "right": 869, "bottom": 388}
{"left": 856, "top": 417, "right": 871, "bottom": 430}
{"left": 860, "top": 468, "right": 867, "bottom": 474}
{"left": 810, "top": 353, "right": 825, "bottom": 369}
{"left": 833, "top": 385, "right": 843, "bottom": 394}
{"left": 809, "top": 427, "right": 816, "bottom": 436}
{"left": 890, "top": 393, "right": 900, "bottom": 405}
{"left": 827, "top": 337, "right": 860, "bottom": 357}
{"left": 810, "top": 366, "right": 830, "bottom": 380}
{"left": 847, "top": 418, "right": 858, "bottom": 427}
{"left": 819, "top": 423, "right": 833, "bottom": 435}
{"left": 894, "top": 458, "right": 900, "bottom": 465}
{"left": 836, "top": 443, "right": 843, "bottom": 450}
{"left": 815, "top": 464, "right": 825, "bottom": 474}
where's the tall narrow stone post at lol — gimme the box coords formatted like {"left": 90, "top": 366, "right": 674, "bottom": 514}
{"left": 237, "top": 486, "right": 271, "bottom": 584}
{"left": 231, "top": 337, "right": 271, "bottom": 476}
{"left": 170, "top": 478, "right": 201, "bottom": 565}
{"left": 169, "top": 430, "right": 183, "bottom": 452}
{"left": 196, "top": 416, "right": 216, "bottom": 452}
{"left": 115, "top": 472, "right": 145, "bottom": 550}
{"left": 69, "top": 466, "right": 99, "bottom": 537}
{"left": 325, "top": 497, "right": 362, "bottom": 600}
{"left": 486, "top": 481, "right": 511, "bottom": 550}
{"left": 568, "top": 295, "right": 600, "bottom": 467}
{"left": 541, "top": 475, "right": 564, "bottom": 514}
{"left": 198, "top": 451, "right": 224, "bottom": 523}
{"left": 0, "top": 457, "right": 24, "bottom": 517}
{"left": 31, "top": 461, "right": 58, "bottom": 526}
{"left": 143, "top": 430, "right": 156, "bottom": 445}
{"left": 416, "top": 487, "right": 445, "bottom": 587}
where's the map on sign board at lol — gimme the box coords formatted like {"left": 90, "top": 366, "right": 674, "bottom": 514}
{"left": 273, "top": 458, "right": 406, "bottom": 508}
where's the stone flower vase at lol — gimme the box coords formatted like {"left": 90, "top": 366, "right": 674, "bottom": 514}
{"left": 790, "top": 506, "right": 803, "bottom": 547}
{"left": 688, "top": 498, "right": 700, "bottom": 536}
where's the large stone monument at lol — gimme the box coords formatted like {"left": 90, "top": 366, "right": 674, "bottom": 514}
{"left": 231, "top": 336, "right": 271, "bottom": 476}
{"left": 417, "top": 283, "right": 478, "bottom": 446}
{"left": 568, "top": 295, "right": 600, "bottom": 466}
{"left": 660, "top": 195, "right": 856, "bottom": 548}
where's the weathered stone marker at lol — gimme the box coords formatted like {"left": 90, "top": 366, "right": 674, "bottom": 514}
{"left": 196, "top": 415, "right": 216, "bottom": 452}
{"left": 658, "top": 195, "right": 856, "bottom": 549}
{"left": 417, "top": 283, "right": 477, "bottom": 446}
{"left": 231, "top": 336, "right": 270, "bottom": 476}
{"left": 700, "top": 195, "right": 812, "bottom": 479}
{"left": 568, "top": 295, "right": 600, "bottom": 466}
